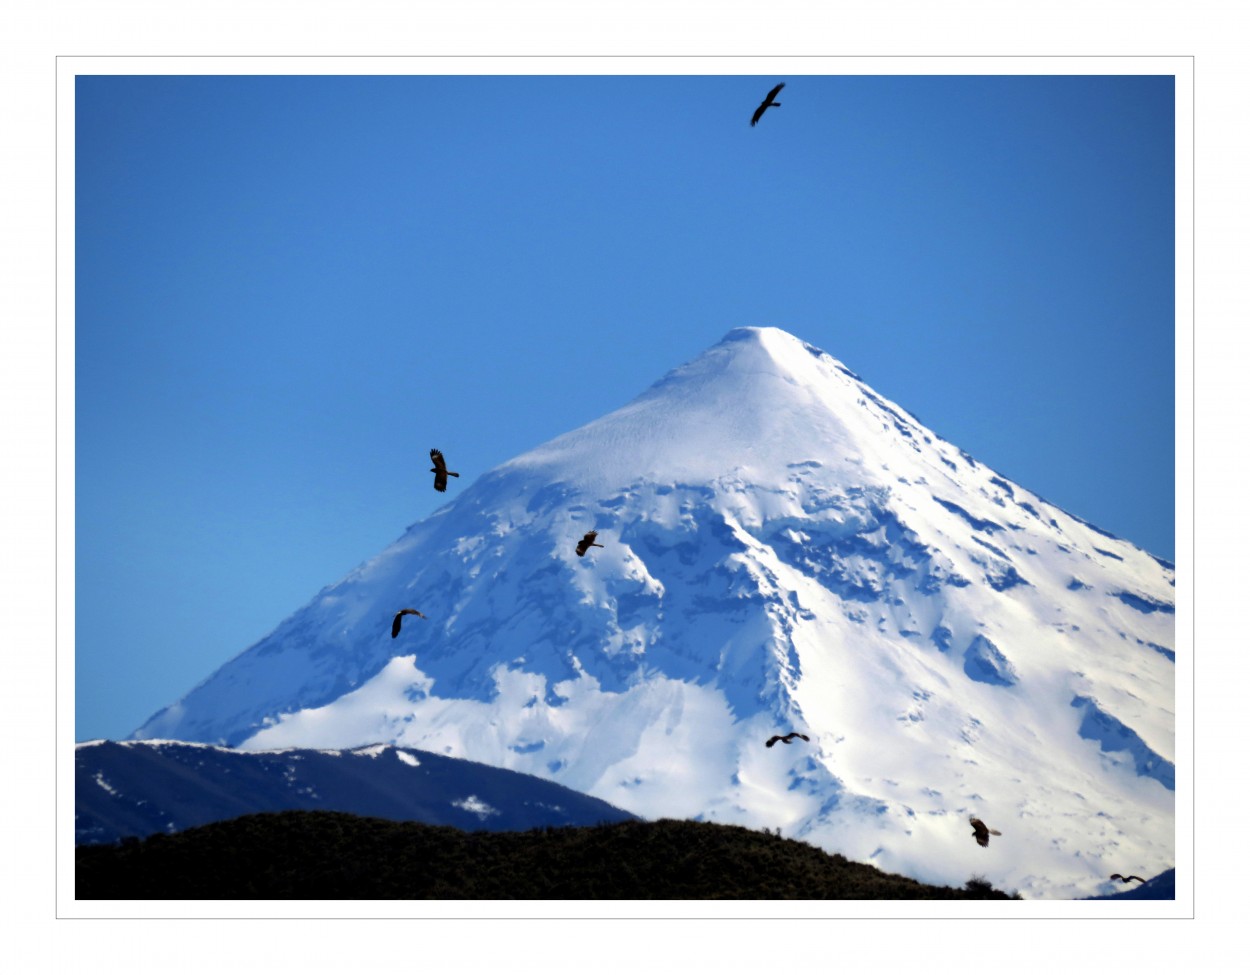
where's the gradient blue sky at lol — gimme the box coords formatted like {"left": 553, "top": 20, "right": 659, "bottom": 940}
{"left": 76, "top": 72, "right": 1175, "bottom": 741}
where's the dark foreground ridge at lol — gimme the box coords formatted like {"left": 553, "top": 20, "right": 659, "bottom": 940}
{"left": 76, "top": 810, "right": 1020, "bottom": 900}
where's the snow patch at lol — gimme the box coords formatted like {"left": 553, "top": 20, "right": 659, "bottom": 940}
{"left": 452, "top": 795, "right": 499, "bottom": 820}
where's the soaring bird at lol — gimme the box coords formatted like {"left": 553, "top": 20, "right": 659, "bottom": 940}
{"left": 765, "top": 732, "right": 810, "bottom": 748}
{"left": 429, "top": 449, "right": 459, "bottom": 492}
{"left": 1110, "top": 874, "right": 1147, "bottom": 884}
{"left": 391, "top": 608, "right": 427, "bottom": 638}
{"left": 969, "top": 817, "right": 1002, "bottom": 848}
{"left": 750, "top": 82, "right": 785, "bottom": 127}
{"left": 576, "top": 530, "right": 604, "bottom": 557}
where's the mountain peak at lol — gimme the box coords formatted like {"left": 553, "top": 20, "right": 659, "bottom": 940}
{"left": 718, "top": 323, "right": 826, "bottom": 359}
{"left": 658, "top": 324, "right": 838, "bottom": 390}
{"left": 715, "top": 323, "right": 811, "bottom": 357}
{"left": 498, "top": 325, "right": 888, "bottom": 495}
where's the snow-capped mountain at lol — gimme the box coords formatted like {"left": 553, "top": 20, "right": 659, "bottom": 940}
{"left": 133, "top": 326, "right": 1175, "bottom": 899}
{"left": 76, "top": 739, "right": 636, "bottom": 845}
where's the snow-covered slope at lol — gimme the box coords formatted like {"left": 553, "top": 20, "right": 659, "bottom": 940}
{"left": 133, "top": 327, "right": 1175, "bottom": 899}
{"left": 76, "top": 739, "right": 637, "bottom": 845}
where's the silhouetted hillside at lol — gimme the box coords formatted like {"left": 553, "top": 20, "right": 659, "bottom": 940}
{"left": 76, "top": 811, "right": 1020, "bottom": 899}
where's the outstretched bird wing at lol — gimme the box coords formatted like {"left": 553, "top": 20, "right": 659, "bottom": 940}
{"left": 765, "top": 736, "right": 782, "bottom": 747}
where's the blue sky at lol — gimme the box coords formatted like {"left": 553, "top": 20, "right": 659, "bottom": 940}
{"left": 75, "top": 72, "right": 1175, "bottom": 741}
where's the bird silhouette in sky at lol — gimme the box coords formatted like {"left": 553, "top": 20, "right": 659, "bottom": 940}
{"left": 391, "top": 608, "right": 427, "bottom": 638}
{"left": 576, "top": 530, "right": 604, "bottom": 557}
{"left": 969, "top": 817, "right": 1002, "bottom": 848}
{"left": 751, "top": 82, "right": 785, "bottom": 127}
{"left": 765, "top": 732, "right": 810, "bottom": 748}
{"left": 429, "top": 449, "right": 459, "bottom": 493}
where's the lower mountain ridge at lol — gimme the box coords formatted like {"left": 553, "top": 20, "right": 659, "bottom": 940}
{"left": 75, "top": 739, "right": 636, "bottom": 846}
